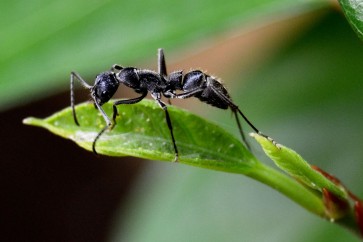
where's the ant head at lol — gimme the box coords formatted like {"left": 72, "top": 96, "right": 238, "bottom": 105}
{"left": 93, "top": 72, "right": 120, "bottom": 105}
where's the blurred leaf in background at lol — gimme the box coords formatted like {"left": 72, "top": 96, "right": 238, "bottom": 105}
{"left": 0, "top": 0, "right": 319, "bottom": 110}
{"left": 339, "top": 0, "right": 363, "bottom": 40}
{"left": 1, "top": 0, "right": 363, "bottom": 241}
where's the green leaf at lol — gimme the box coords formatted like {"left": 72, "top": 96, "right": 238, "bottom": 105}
{"left": 251, "top": 133, "right": 347, "bottom": 199}
{"left": 339, "top": 0, "right": 363, "bottom": 40}
{"left": 23, "top": 100, "right": 328, "bottom": 218}
{"left": 23, "top": 99, "right": 257, "bottom": 173}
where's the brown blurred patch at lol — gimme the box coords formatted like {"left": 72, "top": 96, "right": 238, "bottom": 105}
{"left": 165, "top": 7, "right": 329, "bottom": 80}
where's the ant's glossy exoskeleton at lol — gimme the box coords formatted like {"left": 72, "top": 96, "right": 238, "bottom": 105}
{"left": 70, "top": 48, "right": 273, "bottom": 161}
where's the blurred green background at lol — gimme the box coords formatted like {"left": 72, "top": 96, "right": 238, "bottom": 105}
{"left": 1, "top": 0, "right": 363, "bottom": 241}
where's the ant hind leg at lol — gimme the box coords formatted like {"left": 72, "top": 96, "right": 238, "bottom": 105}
{"left": 233, "top": 110, "right": 251, "bottom": 150}
{"left": 152, "top": 95, "right": 179, "bottom": 162}
{"left": 209, "top": 84, "right": 277, "bottom": 147}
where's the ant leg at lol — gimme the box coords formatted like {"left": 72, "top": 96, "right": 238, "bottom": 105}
{"left": 113, "top": 91, "right": 148, "bottom": 106}
{"left": 152, "top": 93, "right": 179, "bottom": 162}
{"left": 158, "top": 48, "right": 167, "bottom": 77}
{"left": 92, "top": 125, "right": 109, "bottom": 155}
{"left": 209, "top": 85, "right": 260, "bottom": 132}
{"left": 90, "top": 93, "right": 113, "bottom": 155}
{"left": 233, "top": 111, "right": 251, "bottom": 150}
{"left": 209, "top": 85, "right": 277, "bottom": 145}
{"left": 70, "top": 72, "right": 93, "bottom": 126}
{"left": 174, "top": 88, "right": 204, "bottom": 99}
{"left": 92, "top": 91, "right": 148, "bottom": 154}
{"left": 112, "top": 105, "right": 118, "bottom": 126}
{"left": 112, "top": 91, "right": 148, "bottom": 124}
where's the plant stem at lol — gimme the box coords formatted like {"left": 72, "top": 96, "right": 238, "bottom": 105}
{"left": 245, "top": 160, "right": 362, "bottom": 238}
{"left": 246, "top": 159, "right": 327, "bottom": 218}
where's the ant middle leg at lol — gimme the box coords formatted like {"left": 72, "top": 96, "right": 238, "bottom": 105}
{"left": 173, "top": 88, "right": 204, "bottom": 99}
{"left": 112, "top": 90, "right": 148, "bottom": 123}
{"left": 152, "top": 93, "right": 179, "bottom": 162}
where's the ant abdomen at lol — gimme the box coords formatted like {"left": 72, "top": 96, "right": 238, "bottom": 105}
{"left": 183, "top": 70, "right": 230, "bottom": 109}
{"left": 182, "top": 70, "right": 205, "bottom": 91}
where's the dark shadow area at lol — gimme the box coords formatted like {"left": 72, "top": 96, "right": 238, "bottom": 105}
{"left": 0, "top": 91, "right": 146, "bottom": 242}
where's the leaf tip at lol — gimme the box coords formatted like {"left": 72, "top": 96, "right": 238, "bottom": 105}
{"left": 250, "top": 132, "right": 282, "bottom": 152}
{"left": 22, "top": 117, "right": 44, "bottom": 127}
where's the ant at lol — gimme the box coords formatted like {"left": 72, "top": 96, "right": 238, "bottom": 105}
{"left": 70, "top": 48, "right": 273, "bottom": 161}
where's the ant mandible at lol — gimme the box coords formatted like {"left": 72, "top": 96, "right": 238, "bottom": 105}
{"left": 70, "top": 48, "right": 273, "bottom": 161}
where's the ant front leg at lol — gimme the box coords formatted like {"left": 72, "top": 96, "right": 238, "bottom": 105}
{"left": 70, "top": 71, "right": 93, "bottom": 126}
{"left": 90, "top": 92, "right": 113, "bottom": 155}
{"left": 91, "top": 92, "right": 147, "bottom": 155}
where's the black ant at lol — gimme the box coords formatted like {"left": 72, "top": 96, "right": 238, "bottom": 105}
{"left": 70, "top": 48, "right": 273, "bottom": 161}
